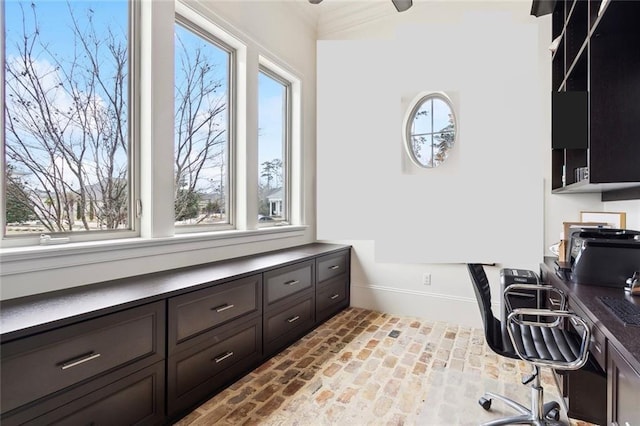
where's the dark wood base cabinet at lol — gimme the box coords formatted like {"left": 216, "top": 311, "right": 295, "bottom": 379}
{"left": 608, "top": 345, "right": 640, "bottom": 426}
{"left": 0, "top": 243, "right": 351, "bottom": 426}
{"left": 541, "top": 259, "right": 640, "bottom": 426}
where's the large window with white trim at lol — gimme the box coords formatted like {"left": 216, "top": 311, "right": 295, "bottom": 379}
{"left": 258, "top": 67, "right": 290, "bottom": 226}
{"left": 1, "top": 2, "right": 302, "bottom": 251}
{"left": 174, "top": 19, "right": 232, "bottom": 229}
{"left": 3, "top": 0, "right": 133, "bottom": 238}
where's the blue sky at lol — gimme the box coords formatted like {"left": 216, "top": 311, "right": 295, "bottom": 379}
{"left": 4, "top": 1, "right": 128, "bottom": 57}
{"left": 5, "top": 0, "right": 285, "bottom": 189}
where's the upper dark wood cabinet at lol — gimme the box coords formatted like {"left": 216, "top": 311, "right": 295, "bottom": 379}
{"left": 548, "top": 0, "right": 640, "bottom": 199}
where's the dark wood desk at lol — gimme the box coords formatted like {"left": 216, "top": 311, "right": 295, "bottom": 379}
{"left": 541, "top": 258, "right": 640, "bottom": 426}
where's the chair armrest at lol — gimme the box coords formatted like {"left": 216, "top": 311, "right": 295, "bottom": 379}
{"left": 504, "top": 284, "right": 567, "bottom": 312}
{"left": 506, "top": 308, "right": 591, "bottom": 370}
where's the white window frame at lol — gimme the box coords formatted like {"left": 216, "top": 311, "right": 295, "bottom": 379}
{"left": 258, "top": 55, "right": 303, "bottom": 228}
{"left": 257, "top": 65, "right": 292, "bottom": 228}
{"left": 173, "top": 15, "right": 236, "bottom": 234}
{"left": 0, "top": 1, "right": 308, "bottom": 283}
{"left": 0, "top": 0, "right": 141, "bottom": 248}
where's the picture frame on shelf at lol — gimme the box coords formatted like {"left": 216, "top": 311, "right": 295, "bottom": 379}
{"left": 580, "top": 211, "right": 626, "bottom": 229}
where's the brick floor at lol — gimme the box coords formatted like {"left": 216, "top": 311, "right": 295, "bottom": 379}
{"left": 174, "top": 307, "right": 595, "bottom": 426}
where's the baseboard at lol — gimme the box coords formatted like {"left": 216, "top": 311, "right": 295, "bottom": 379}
{"left": 350, "top": 283, "right": 493, "bottom": 328}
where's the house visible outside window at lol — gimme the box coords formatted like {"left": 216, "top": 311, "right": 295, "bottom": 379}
{"left": 1, "top": 1, "right": 300, "bottom": 251}
{"left": 258, "top": 67, "right": 290, "bottom": 227}
{"left": 174, "top": 20, "right": 232, "bottom": 230}
{"left": 3, "top": 0, "right": 133, "bottom": 238}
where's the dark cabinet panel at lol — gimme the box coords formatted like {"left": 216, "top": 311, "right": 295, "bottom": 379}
{"left": 552, "top": 91, "right": 588, "bottom": 150}
{"left": 168, "top": 274, "right": 261, "bottom": 349}
{"left": 1, "top": 356, "right": 166, "bottom": 426}
{"left": 565, "top": 359, "right": 607, "bottom": 426}
{"left": 608, "top": 344, "right": 640, "bottom": 426}
{"left": 317, "top": 251, "right": 348, "bottom": 283}
{"left": 31, "top": 362, "right": 164, "bottom": 426}
{"left": 316, "top": 276, "right": 349, "bottom": 324}
{"left": 264, "top": 294, "right": 315, "bottom": 356}
{"left": 167, "top": 317, "right": 262, "bottom": 418}
{"left": 589, "top": 32, "right": 640, "bottom": 184}
{"left": 264, "top": 260, "right": 314, "bottom": 307}
{"left": 1, "top": 301, "right": 165, "bottom": 414}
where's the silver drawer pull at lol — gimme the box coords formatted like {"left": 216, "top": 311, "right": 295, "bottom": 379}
{"left": 329, "top": 265, "right": 340, "bottom": 270}
{"left": 284, "top": 280, "right": 300, "bottom": 286}
{"left": 287, "top": 315, "right": 300, "bottom": 323}
{"left": 330, "top": 294, "right": 340, "bottom": 300}
{"left": 213, "top": 351, "right": 234, "bottom": 363}
{"left": 60, "top": 352, "right": 101, "bottom": 370}
{"left": 593, "top": 342, "right": 602, "bottom": 354}
{"left": 212, "top": 303, "right": 235, "bottom": 313}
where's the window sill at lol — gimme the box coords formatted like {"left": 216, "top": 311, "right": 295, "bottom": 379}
{"left": 0, "top": 225, "right": 308, "bottom": 276}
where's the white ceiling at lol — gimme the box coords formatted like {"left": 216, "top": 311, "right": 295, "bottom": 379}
{"left": 285, "top": 0, "right": 412, "bottom": 38}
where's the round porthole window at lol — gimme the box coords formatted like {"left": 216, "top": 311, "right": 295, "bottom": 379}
{"left": 403, "top": 92, "right": 457, "bottom": 168}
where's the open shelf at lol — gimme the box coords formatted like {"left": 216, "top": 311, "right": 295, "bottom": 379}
{"left": 549, "top": 0, "right": 640, "bottom": 199}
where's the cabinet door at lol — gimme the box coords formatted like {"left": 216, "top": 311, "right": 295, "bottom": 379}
{"left": 608, "top": 345, "right": 640, "bottom": 426}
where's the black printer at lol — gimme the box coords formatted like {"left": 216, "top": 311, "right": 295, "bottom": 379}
{"left": 567, "top": 228, "right": 640, "bottom": 287}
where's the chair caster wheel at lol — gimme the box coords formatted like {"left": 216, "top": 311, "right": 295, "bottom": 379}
{"left": 546, "top": 407, "right": 560, "bottom": 421}
{"left": 478, "top": 397, "right": 492, "bottom": 410}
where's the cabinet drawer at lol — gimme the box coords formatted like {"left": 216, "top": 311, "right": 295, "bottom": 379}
{"left": 316, "top": 276, "right": 348, "bottom": 314}
{"left": 264, "top": 261, "right": 313, "bottom": 307}
{"left": 264, "top": 295, "right": 314, "bottom": 347}
{"left": 167, "top": 317, "right": 262, "bottom": 416}
{"left": 169, "top": 275, "right": 261, "bottom": 348}
{"left": 317, "top": 251, "right": 348, "bottom": 283}
{"left": 13, "top": 361, "right": 165, "bottom": 426}
{"left": 1, "top": 301, "right": 164, "bottom": 414}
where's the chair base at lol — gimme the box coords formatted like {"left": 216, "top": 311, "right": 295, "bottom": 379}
{"left": 479, "top": 367, "right": 565, "bottom": 426}
{"left": 480, "top": 391, "right": 562, "bottom": 426}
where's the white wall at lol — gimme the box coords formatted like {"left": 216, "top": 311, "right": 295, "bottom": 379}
{"left": 317, "top": 1, "right": 606, "bottom": 326}
{"left": 603, "top": 200, "right": 640, "bottom": 230}
{"left": 0, "top": 1, "right": 318, "bottom": 300}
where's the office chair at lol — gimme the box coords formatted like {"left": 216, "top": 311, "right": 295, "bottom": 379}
{"left": 467, "top": 264, "right": 591, "bottom": 426}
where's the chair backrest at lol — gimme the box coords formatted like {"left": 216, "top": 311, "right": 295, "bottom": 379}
{"left": 467, "top": 264, "right": 503, "bottom": 352}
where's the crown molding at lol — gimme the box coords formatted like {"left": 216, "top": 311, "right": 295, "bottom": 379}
{"left": 281, "top": 0, "right": 321, "bottom": 33}
{"left": 316, "top": 1, "right": 396, "bottom": 38}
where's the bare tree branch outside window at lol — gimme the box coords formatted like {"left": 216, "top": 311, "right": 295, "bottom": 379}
{"left": 174, "top": 24, "right": 229, "bottom": 226}
{"left": 3, "top": 1, "right": 129, "bottom": 234}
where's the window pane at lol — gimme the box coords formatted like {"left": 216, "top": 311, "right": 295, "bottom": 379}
{"left": 411, "top": 135, "right": 434, "bottom": 167}
{"left": 433, "top": 97, "right": 452, "bottom": 133}
{"left": 258, "top": 70, "right": 288, "bottom": 226}
{"left": 4, "top": 0, "right": 130, "bottom": 236}
{"left": 411, "top": 99, "right": 432, "bottom": 136}
{"left": 174, "top": 24, "right": 230, "bottom": 227}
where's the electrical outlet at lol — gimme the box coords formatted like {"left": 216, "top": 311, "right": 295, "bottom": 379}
{"left": 422, "top": 273, "right": 431, "bottom": 286}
